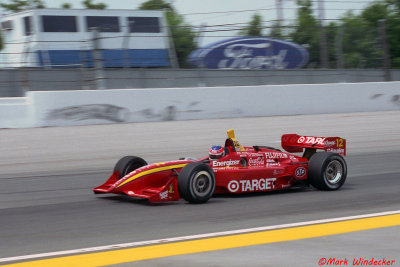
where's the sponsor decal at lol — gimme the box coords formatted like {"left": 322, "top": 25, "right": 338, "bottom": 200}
{"left": 245, "top": 153, "right": 262, "bottom": 157}
{"left": 188, "top": 37, "right": 309, "bottom": 70}
{"left": 248, "top": 157, "right": 264, "bottom": 166}
{"left": 159, "top": 190, "right": 169, "bottom": 200}
{"left": 213, "top": 160, "right": 240, "bottom": 167}
{"left": 295, "top": 167, "right": 307, "bottom": 178}
{"left": 298, "top": 136, "right": 306, "bottom": 143}
{"left": 265, "top": 152, "right": 288, "bottom": 159}
{"left": 297, "top": 136, "right": 326, "bottom": 145}
{"left": 228, "top": 178, "right": 276, "bottom": 192}
{"left": 324, "top": 140, "right": 336, "bottom": 147}
{"left": 228, "top": 180, "right": 240, "bottom": 192}
{"left": 326, "top": 148, "right": 345, "bottom": 154}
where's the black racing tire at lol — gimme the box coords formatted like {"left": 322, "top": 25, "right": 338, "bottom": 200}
{"left": 308, "top": 152, "right": 347, "bottom": 190}
{"left": 113, "top": 156, "right": 147, "bottom": 180}
{"left": 178, "top": 162, "right": 216, "bottom": 204}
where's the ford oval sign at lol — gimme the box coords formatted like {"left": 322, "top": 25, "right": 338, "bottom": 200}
{"left": 188, "top": 37, "right": 309, "bottom": 69}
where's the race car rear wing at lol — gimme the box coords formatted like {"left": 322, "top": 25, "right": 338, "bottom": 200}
{"left": 281, "top": 134, "right": 346, "bottom": 156}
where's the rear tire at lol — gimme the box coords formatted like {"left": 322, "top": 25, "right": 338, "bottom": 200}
{"left": 308, "top": 152, "right": 347, "bottom": 190}
{"left": 178, "top": 162, "right": 216, "bottom": 204}
{"left": 114, "top": 156, "right": 147, "bottom": 180}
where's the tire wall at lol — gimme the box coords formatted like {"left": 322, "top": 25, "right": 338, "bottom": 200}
{"left": 1, "top": 82, "right": 400, "bottom": 128}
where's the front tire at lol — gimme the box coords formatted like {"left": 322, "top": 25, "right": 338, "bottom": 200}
{"left": 114, "top": 156, "right": 147, "bottom": 180}
{"left": 178, "top": 162, "right": 216, "bottom": 204}
{"left": 308, "top": 152, "right": 347, "bottom": 190}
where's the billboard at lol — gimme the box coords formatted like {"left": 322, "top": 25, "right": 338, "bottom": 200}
{"left": 188, "top": 37, "right": 309, "bottom": 69}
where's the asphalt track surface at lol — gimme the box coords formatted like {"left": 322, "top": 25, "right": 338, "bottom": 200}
{"left": 0, "top": 111, "right": 399, "bottom": 266}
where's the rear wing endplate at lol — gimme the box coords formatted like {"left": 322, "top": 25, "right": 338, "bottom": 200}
{"left": 281, "top": 134, "right": 346, "bottom": 156}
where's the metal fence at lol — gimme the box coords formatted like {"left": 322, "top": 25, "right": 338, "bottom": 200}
{"left": 0, "top": 16, "right": 393, "bottom": 68}
{"left": 1, "top": 18, "right": 398, "bottom": 97}
{"left": 1, "top": 68, "right": 399, "bottom": 97}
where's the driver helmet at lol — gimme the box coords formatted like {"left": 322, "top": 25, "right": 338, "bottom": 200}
{"left": 209, "top": 145, "right": 225, "bottom": 160}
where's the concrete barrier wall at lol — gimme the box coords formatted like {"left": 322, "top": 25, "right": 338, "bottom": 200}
{"left": 1, "top": 82, "right": 399, "bottom": 128}
{"left": 0, "top": 97, "right": 33, "bottom": 128}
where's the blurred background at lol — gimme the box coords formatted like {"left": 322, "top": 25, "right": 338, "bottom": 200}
{"left": 0, "top": 0, "right": 399, "bottom": 97}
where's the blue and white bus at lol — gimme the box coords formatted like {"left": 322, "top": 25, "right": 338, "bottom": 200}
{"left": 0, "top": 8, "right": 176, "bottom": 68}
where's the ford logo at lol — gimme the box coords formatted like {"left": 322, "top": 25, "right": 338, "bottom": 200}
{"left": 188, "top": 37, "right": 309, "bottom": 69}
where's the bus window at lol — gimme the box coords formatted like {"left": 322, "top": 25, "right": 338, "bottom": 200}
{"left": 1, "top": 20, "right": 13, "bottom": 31}
{"left": 23, "top": 16, "right": 32, "bottom": 35}
{"left": 42, "top": 16, "right": 78, "bottom": 32}
{"left": 86, "top": 16, "right": 120, "bottom": 32}
{"left": 128, "top": 17, "right": 160, "bottom": 33}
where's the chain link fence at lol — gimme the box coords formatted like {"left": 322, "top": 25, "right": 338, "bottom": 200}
{"left": 0, "top": 20, "right": 398, "bottom": 97}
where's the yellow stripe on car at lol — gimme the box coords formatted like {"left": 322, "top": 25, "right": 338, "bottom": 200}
{"left": 117, "top": 163, "right": 188, "bottom": 188}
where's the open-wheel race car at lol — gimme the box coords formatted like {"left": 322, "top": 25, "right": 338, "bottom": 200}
{"left": 93, "top": 129, "right": 347, "bottom": 204}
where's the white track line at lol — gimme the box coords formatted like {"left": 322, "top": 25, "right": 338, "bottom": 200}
{"left": 1, "top": 210, "right": 399, "bottom": 263}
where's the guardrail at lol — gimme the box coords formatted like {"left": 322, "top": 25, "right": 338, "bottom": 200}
{"left": 1, "top": 82, "right": 399, "bottom": 128}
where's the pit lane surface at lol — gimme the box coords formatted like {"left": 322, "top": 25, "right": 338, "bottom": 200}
{"left": 0, "top": 111, "right": 399, "bottom": 266}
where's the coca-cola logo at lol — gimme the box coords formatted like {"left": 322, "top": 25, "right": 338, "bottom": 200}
{"left": 248, "top": 157, "right": 264, "bottom": 166}
{"left": 188, "top": 37, "right": 309, "bottom": 70}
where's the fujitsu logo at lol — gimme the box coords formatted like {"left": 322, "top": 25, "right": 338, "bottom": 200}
{"left": 265, "top": 152, "right": 288, "bottom": 159}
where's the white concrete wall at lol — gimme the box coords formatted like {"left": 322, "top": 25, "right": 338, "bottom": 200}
{"left": 1, "top": 82, "right": 399, "bottom": 128}
{"left": 0, "top": 97, "right": 33, "bottom": 128}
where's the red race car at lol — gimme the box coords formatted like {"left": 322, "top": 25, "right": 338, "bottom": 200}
{"left": 93, "top": 129, "right": 347, "bottom": 204}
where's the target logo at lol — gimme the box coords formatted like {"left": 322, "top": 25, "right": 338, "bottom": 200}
{"left": 228, "top": 180, "right": 240, "bottom": 192}
{"left": 297, "top": 136, "right": 306, "bottom": 143}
